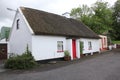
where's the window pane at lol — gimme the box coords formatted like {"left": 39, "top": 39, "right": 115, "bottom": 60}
{"left": 16, "top": 19, "right": 20, "bottom": 30}
{"left": 57, "top": 41, "right": 63, "bottom": 51}
{"left": 88, "top": 41, "right": 92, "bottom": 50}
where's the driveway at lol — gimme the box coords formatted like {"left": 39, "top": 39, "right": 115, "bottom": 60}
{"left": 0, "top": 49, "right": 120, "bottom": 80}
{"left": 0, "top": 60, "right": 6, "bottom": 73}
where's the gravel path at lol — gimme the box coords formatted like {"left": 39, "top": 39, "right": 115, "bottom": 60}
{"left": 0, "top": 49, "right": 120, "bottom": 80}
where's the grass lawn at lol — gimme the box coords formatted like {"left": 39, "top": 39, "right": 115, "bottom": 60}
{"left": 112, "top": 41, "right": 120, "bottom": 44}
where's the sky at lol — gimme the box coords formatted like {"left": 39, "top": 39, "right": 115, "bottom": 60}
{"left": 0, "top": 0, "right": 117, "bottom": 29}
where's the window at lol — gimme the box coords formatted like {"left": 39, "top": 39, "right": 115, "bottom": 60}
{"left": 88, "top": 41, "right": 92, "bottom": 50}
{"left": 57, "top": 41, "right": 64, "bottom": 52}
{"left": 16, "top": 19, "right": 20, "bottom": 30}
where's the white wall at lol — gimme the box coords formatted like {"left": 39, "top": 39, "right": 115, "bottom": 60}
{"left": 32, "top": 35, "right": 66, "bottom": 60}
{"left": 66, "top": 39, "right": 73, "bottom": 59}
{"left": 80, "top": 38, "right": 100, "bottom": 54}
{"left": 76, "top": 39, "right": 80, "bottom": 58}
{"left": 9, "top": 10, "right": 32, "bottom": 55}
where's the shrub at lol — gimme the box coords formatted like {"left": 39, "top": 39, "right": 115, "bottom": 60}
{"left": 64, "top": 50, "right": 71, "bottom": 61}
{"left": 64, "top": 50, "right": 70, "bottom": 57}
{"left": 4, "top": 46, "right": 37, "bottom": 69}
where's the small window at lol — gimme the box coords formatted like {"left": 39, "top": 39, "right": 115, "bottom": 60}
{"left": 16, "top": 19, "right": 20, "bottom": 30}
{"left": 57, "top": 41, "right": 64, "bottom": 52}
{"left": 88, "top": 41, "right": 92, "bottom": 50}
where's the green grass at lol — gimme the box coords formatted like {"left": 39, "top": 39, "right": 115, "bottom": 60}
{"left": 112, "top": 41, "right": 120, "bottom": 44}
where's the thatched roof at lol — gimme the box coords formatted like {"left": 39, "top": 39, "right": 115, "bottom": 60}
{"left": 20, "top": 7, "right": 100, "bottom": 39}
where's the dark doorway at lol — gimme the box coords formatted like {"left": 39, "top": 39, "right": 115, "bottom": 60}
{"left": 0, "top": 44, "right": 7, "bottom": 60}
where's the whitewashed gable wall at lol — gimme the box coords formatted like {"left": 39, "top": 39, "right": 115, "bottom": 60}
{"left": 9, "top": 10, "right": 32, "bottom": 55}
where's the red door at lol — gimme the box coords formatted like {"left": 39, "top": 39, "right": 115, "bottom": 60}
{"left": 72, "top": 39, "right": 77, "bottom": 59}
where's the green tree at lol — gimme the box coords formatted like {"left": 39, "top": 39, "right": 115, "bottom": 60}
{"left": 70, "top": 1, "right": 113, "bottom": 34}
{"left": 70, "top": 5, "right": 93, "bottom": 27}
{"left": 91, "top": 1, "right": 113, "bottom": 34}
{"left": 70, "top": 5, "right": 92, "bottom": 19}
{"left": 111, "top": 0, "right": 120, "bottom": 40}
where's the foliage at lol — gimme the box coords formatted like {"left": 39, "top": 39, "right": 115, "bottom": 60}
{"left": 70, "top": 5, "right": 92, "bottom": 19}
{"left": 111, "top": 0, "right": 120, "bottom": 40}
{"left": 80, "top": 41, "right": 84, "bottom": 54}
{"left": 91, "top": 1, "right": 113, "bottom": 34}
{"left": 64, "top": 50, "right": 71, "bottom": 61}
{"left": 112, "top": 41, "right": 120, "bottom": 44}
{"left": 70, "top": 5, "right": 93, "bottom": 29}
{"left": 0, "top": 27, "right": 10, "bottom": 40}
{"left": 4, "top": 46, "right": 37, "bottom": 69}
{"left": 70, "top": 1, "right": 113, "bottom": 34}
{"left": 64, "top": 50, "right": 70, "bottom": 57}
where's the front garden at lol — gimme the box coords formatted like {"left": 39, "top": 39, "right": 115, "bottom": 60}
{"left": 4, "top": 46, "right": 37, "bottom": 69}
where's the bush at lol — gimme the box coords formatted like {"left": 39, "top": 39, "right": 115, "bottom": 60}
{"left": 4, "top": 46, "right": 37, "bottom": 69}
{"left": 64, "top": 50, "right": 70, "bottom": 57}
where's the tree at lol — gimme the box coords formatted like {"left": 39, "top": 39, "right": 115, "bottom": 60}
{"left": 70, "top": 1, "right": 113, "bottom": 34}
{"left": 70, "top": 5, "right": 92, "bottom": 19}
{"left": 91, "top": 1, "right": 113, "bottom": 34}
{"left": 111, "top": 0, "right": 120, "bottom": 40}
{"left": 0, "top": 27, "right": 11, "bottom": 41}
{"left": 70, "top": 5, "right": 93, "bottom": 27}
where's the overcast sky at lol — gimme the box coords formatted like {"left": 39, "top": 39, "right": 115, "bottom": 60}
{"left": 0, "top": 0, "right": 117, "bottom": 29}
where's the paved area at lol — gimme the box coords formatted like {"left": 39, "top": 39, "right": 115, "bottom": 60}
{"left": 0, "top": 49, "right": 120, "bottom": 80}
{"left": 0, "top": 60, "right": 6, "bottom": 72}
